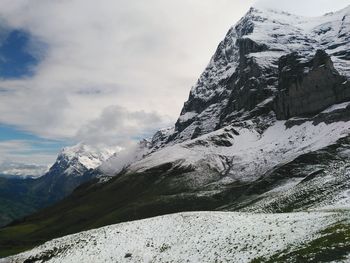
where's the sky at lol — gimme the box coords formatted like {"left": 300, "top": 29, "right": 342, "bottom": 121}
{"left": 0, "top": 0, "right": 348, "bottom": 174}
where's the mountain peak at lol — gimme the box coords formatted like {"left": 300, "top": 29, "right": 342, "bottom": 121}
{"left": 166, "top": 5, "right": 350, "bottom": 144}
{"left": 55, "top": 143, "right": 118, "bottom": 176}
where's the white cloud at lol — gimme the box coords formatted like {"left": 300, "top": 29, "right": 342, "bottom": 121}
{"left": 0, "top": 0, "right": 254, "bottom": 144}
{"left": 75, "top": 105, "right": 172, "bottom": 146}
{"left": 0, "top": 140, "right": 57, "bottom": 165}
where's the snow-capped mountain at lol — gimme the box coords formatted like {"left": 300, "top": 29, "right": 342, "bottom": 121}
{"left": 2, "top": 6, "right": 350, "bottom": 262}
{"left": 0, "top": 144, "right": 115, "bottom": 180}
{"left": 155, "top": 6, "right": 350, "bottom": 144}
{"left": 107, "top": 5, "right": 350, "bottom": 186}
{"left": 0, "top": 143, "right": 118, "bottom": 227}
{"left": 52, "top": 143, "right": 117, "bottom": 177}
{"left": 37, "top": 143, "right": 118, "bottom": 201}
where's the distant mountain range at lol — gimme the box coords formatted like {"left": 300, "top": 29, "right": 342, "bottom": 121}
{"left": 0, "top": 144, "right": 117, "bottom": 227}
{"left": 0, "top": 163, "right": 49, "bottom": 179}
{"left": 2, "top": 5, "right": 350, "bottom": 262}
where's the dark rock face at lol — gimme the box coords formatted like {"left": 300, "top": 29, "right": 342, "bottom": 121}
{"left": 274, "top": 50, "right": 350, "bottom": 119}
{"left": 173, "top": 37, "right": 274, "bottom": 140}
{"left": 236, "top": 38, "right": 268, "bottom": 67}
{"left": 170, "top": 6, "right": 350, "bottom": 143}
{"left": 226, "top": 40, "right": 272, "bottom": 113}
{"left": 175, "top": 45, "right": 350, "bottom": 138}
{"left": 218, "top": 56, "right": 277, "bottom": 128}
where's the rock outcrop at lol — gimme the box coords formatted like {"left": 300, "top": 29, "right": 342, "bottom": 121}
{"left": 275, "top": 50, "right": 350, "bottom": 119}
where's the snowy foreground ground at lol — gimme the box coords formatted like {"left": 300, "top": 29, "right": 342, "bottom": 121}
{"left": 3, "top": 211, "right": 349, "bottom": 263}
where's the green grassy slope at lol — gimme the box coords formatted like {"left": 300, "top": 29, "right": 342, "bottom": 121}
{"left": 254, "top": 215, "right": 350, "bottom": 262}
{"left": 0, "top": 168, "right": 96, "bottom": 228}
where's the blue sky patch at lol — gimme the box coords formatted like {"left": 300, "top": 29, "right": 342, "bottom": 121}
{"left": 0, "top": 124, "right": 67, "bottom": 155}
{"left": 0, "top": 29, "right": 40, "bottom": 79}
{"left": 0, "top": 28, "right": 61, "bottom": 165}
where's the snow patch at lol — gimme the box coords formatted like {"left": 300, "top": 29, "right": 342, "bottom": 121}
{"left": 322, "top": 101, "right": 350, "bottom": 113}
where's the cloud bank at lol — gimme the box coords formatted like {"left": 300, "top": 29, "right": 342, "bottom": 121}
{"left": 0, "top": 140, "right": 57, "bottom": 166}
{"left": 76, "top": 105, "right": 170, "bottom": 146}
{"left": 0, "top": 0, "right": 254, "bottom": 147}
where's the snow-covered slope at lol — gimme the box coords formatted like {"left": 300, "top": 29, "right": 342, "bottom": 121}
{"left": 5, "top": 211, "right": 348, "bottom": 263}
{"left": 129, "top": 119, "right": 350, "bottom": 183}
{"left": 234, "top": 134, "right": 350, "bottom": 213}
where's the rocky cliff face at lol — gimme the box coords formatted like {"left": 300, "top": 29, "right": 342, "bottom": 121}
{"left": 164, "top": 7, "right": 350, "bottom": 145}
{"left": 275, "top": 50, "right": 350, "bottom": 119}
